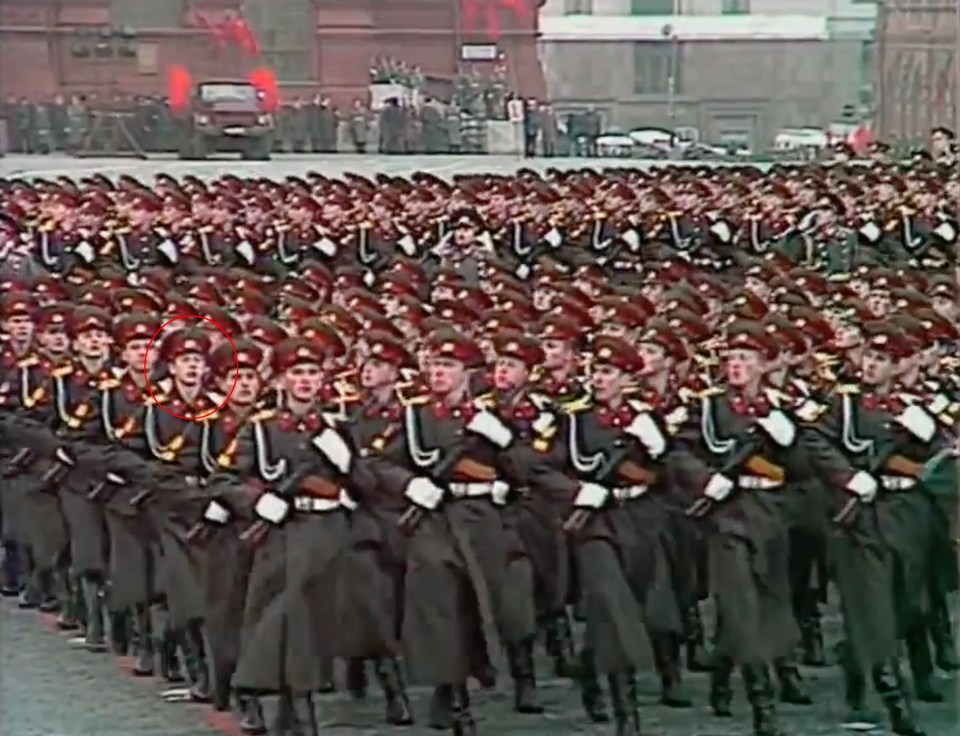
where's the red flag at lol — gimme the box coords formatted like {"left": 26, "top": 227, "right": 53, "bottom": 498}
{"left": 848, "top": 125, "right": 871, "bottom": 153}
{"left": 168, "top": 65, "right": 192, "bottom": 114}
{"left": 248, "top": 68, "right": 279, "bottom": 113}
{"left": 236, "top": 18, "right": 261, "bottom": 58}
{"left": 461, "top": 0, "right": 534, "bottom": 40}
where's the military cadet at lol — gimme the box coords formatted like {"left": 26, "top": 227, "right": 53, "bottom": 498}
{"left": 48, "top": 305, "right": 116, "bottom": 651}
{"left": 389, "top": 328, "right": 586, "bottom": 735}
{"left": 489, "top": 327, "right": 581, "bottom": 687}
{"left": 679, "top": 321, "right": 812, "bottom": 736}
{"left": 144, "top": 327, "right": 219, "bottom": 685}
{"left": 333, "top": 329, "right": 415, "bottom": 726}
{"left": 95, "top": 312, "right": 162, "bottom": 671}
{"left": 800, "top": 322, "right": 942, "bottom": 736}
{"left": 1, "top": 297, "right": 56, "bottom": 602}
{"left": 233, "top": 337, "right": 350, "bottom": 734}
{"left": 197, "top": 338, "right": 274, "bottom": 731}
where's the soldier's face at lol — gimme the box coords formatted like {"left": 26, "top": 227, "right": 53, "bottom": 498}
{"left": 861, "top": 349, "right": 894, "bottom": 386}
{"left": 38, "top": 326, "right": 69, "bottom": 354}
{"left": 2, "top": 315, "right": 33, "bottom": 343}
{"left": 591, "top": 364, "right": 627, "bottom": 403}
{"left": 453, "top": 224, "right": 476, "bottom": 245}
{"left": 122, "top": 338, "right": 155, "bottom": 373}
{"left": 172, "top": 354, "right": 206, "bottom": 386}
{"left": 933, "top": 296, "right": 959, "bottom": 321}
{"left": 360, "top": 358, "right": 396, "bottom": 390}
{"left": 284, "top": 363, "right": 323, "bottom": 402}
{"left": 493, "top": 356, "right": 527, "bottom": 392}
{"left": 76, "top": 329, "right": 109, "bottom": 359}
{"left": 541, "top": 338, "right": 573, "bottom": 370}
{"left": 637, "top": 343, "right": 668, "bottom": 377}
{"left": 230, "top": 367, "right": 262, "bottom": 405}
{"left": 866, "top": 291, "right": 891, "bottom": 318}
{"left": 725, "top": 348, "right": 764, "bottom": 388}
{"left": 428, "top": 357, "right": 468, "bottom": 396}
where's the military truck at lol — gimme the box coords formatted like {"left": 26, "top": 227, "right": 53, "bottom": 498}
{"left": 177, "top": 80, "right": 274, "bottom": 160}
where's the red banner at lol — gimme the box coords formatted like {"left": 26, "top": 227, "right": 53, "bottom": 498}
{"left": 460, "top": 0, "right": 535, "bottom": 40}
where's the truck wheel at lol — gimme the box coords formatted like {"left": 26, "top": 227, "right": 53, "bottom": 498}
{"left": 194, "top": 136, "right": 209, "bottom": 160}
{"left": 178, "top": 136, "right": 195, "bottom": 160}
{"left": 242, "top": 138, "right": 271, "bottom": 161}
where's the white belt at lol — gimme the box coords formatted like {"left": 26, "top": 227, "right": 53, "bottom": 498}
{"left": 448, "top": 482, "right": 494, "bottom": 498}
{"left": 737, "top": 476, "right": 783, "bottom": 490}
{"left": 880, "top": 476, "right": 917, "bottom": 491}
{"left": 612, "top": 485, "right": 648, "bottom": 501}
{"left": 293, "top": 496, "right": 341, "bottom": 513}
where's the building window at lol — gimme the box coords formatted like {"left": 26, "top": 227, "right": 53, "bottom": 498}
{"left": 630, "top": 0, "right": 675, "bottom": 15}
{"left": 633, "top": 41, "right": 680, "bottom": 95}
{"left": 721, "top": 0, "right": 750, "bottom": 14}
{"left": 563, "top": 0, "right": 593, "bottom": 14}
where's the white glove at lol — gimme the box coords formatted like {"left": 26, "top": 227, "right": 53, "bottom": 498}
{"left": 845, "top": 471, "right": 877, "bottom": 503}
{"left": 895, "top": 405, "right": 937, "bottom": 443}
{"left": 573, "top": 482, "right": 610, "bottom": 509}
{"left": 756, "top": 409, "right": 796, "bottom": 447}
{"left": 203, "top": 500, "right": 230, "bottom": 525}
{"left": 624, "top": 412, "right": 667, "bottom": 458}
{"left": 254, "top": 492, "right": 290, "bottom": 524}
{"left": 703, "top": 473, "right": 734, "bottom": 502}
{"left": 491, "top": 480, "right": 511, "bottom": 506}
{"left": 311, "top": 427, "right": 353, "bottom": 474}
{"left": 404, "top": 477, "right": 444, "bottom": 510}
{"left": 466, "top": 411, "right": 513, "bottom": 449}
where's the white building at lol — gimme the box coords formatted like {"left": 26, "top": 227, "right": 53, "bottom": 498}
{"left": 538, "top": 0, "right": 878, "bottom": 148}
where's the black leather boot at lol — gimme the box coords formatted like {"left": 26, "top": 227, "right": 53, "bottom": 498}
{"left": 608, "top": 671, "right": 641, "bottom": 736}
{"left": 774, "top": 656, "right": 811, "bottom": 705}
{"left": 428, "top": 684, "right": 454, "bottom": 729}
{"left": 929, "top": 600, "right": 960, "bottom": 672}
{"left": 211, "top": 663, "right": 232, "bottom": 711}
{"left": 577, "top": 648, "right": 609, "bottom": 723}
{"left": 373, "top": 656, "right": 414, "bottom": 725}
{"left": 0, "top": 540, "right": 20, "bottom": 595}
{"left": 651, "top": 632, "right": 691, "bottom": 707}
{"left": 742, "top": 663, "right": 785, "bottom": 736}
{"left": 185, "top": 621, "right": 211, "bottom": 702}
{"left": 840, "top": 655, "right": 876, "bottom": 728}
{"left": 872, "top": 659, "right": 926, "bottom": 736}
{"left": 238, "top": 695, "right": 267, "bottom": 734}
{"left": 132, "top": 605, "right": 154, "bottom": 676}
{"left": 450, "top": 684, "right": 477, "bottom": 736}
{"left": 508, "top": 637, "right": 544, "bottom": 714}
{"left": 159, "top": 628, "right": 184, "bottom": 683}
{"left": 799, "top": 612, "right": 827, "bottom": 666}
{"left": 545, "top": 610, "right": 579, "bottom": 678}
{"left": 55, "top": 572, "right": 79, "bottom": 630}
{"left": 346, "top": 657, "right": 368, "bottom": 699}
{"left": 709, "top": 655, "right": 734, "bottom": 717}
{"left": 79, "top": 576, "right": 106, "bottom": 651}
{"left": 905, "top": 625, "right": 943, "bottom": 702}
{"left": 109, "top": 609, "right": 130, "bottom": 655}
{"left": 685, "top": 603, "right": 712, "bottom": 672}
{"left": 316, "top": 657, "right": 334, "bottom": 693}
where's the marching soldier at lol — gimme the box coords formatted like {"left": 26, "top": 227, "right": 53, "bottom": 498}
{"left": 800, "top": 322, "right": 941, "bottom": 736}
{"left": 679, "top": 321, "right": 810, "bottom": 736}
{"left": 232, "top": 337, "right": 351, "bottom": 733}
{"left": 332, "top": 329, "right": 416, "bottom": 724}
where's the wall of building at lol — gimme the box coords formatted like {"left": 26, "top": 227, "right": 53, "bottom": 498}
{"left": 875, "top": 0, "right": 959, "bottom": 141}
{"left": 541, "top": 35, "right": 862, "bottom": 145}
{"left": 538, "top": 0, "right": 874, "bottom": 146}
{"left": 544, "top": 0, "right": 875, "bottom": 19}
